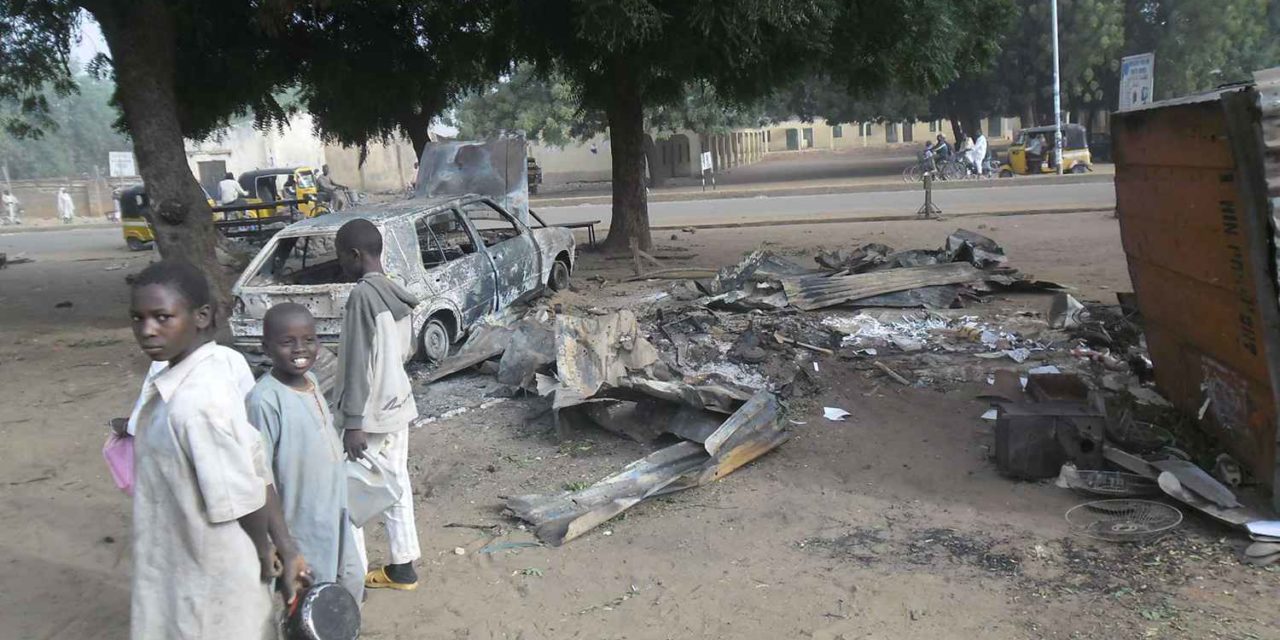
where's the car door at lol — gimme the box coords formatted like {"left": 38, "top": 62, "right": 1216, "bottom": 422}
{"left": 412, "top": 209, "right": 497, "bottom": 326}
{"left": 458, "top": 199, "right": 541, "bottom": 309}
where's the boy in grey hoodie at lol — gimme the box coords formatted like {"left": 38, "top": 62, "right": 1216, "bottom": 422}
{"left": 334, "top": 218, "right": 423, "bottom": 590}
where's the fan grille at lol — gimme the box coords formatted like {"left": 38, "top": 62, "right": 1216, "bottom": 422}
{"left": 1065, "top": 499, "right": 1183, "bottom": 543}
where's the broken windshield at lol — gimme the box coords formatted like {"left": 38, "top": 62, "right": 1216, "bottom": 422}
{"left": 246, "top": 234, "right": 344, "bottom": 286}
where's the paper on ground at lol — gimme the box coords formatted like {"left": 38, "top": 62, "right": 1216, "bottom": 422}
{"left": 823, "top": 407, "right": 851, "bottom": 422}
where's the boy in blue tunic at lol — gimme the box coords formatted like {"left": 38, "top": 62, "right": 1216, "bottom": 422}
{"left": 246, "top": 303, "right": 365, "bottom": 601}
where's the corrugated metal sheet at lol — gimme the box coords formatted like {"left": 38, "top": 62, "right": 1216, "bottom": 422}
{"left": 506, "top": 391, "right": 788, "bottom": 545}
{"left": 781, "top": 262, "right": 982, "bottom": 311}
{"left": 1112, "top": 78, "right": 1280, "bottom": 510}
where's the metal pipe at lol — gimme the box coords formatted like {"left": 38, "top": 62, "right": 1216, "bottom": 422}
{"left": 1051, "top": 0, "right": 1063, "bottom": 174}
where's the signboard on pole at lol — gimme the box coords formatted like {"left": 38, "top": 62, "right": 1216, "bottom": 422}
{"left": 700, "top": 151, "right": 713, "bottom": 173}
{"left": 108, "top": 152, "right": 138, "bottom": 177}
{"left": 1119, "top": 53, "right": 1155, "bottom": 111}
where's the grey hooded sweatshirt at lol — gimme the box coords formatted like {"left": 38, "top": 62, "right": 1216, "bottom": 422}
{"left": 335, "top": 273, "right": 420, "bottom": 433}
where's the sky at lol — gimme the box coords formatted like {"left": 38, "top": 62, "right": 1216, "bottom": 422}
{"left": 71, "top": 14, "right": 108, "bottom": 68}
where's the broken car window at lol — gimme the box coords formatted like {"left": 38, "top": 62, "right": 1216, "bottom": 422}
{"left": 246, "top": 234, "right": 343, "bottom": 286}
{"left": 415, "top": 210, "right": 478, "bottom": 268}
{"left": 460, "top": 201, "right": 521, "bottom": 248}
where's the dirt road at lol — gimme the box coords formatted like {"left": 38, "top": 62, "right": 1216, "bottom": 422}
{"left": 0, "top": 211, "right": 1275, "bottom": 640}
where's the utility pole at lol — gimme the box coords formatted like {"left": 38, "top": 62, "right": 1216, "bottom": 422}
{"left": 1050, "top": 0, "right": 1063, "bottom": 174}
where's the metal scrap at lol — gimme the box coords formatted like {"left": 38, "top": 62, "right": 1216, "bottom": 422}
{"left": 427, "top": 323, "right": 515, "bottom": 383}
{"left": 782, "top": 263, "right": 984, "bottom": 311}
{"left": 542, "top": 310, "right": 661, "bottom": 409}
{"left": 1156, "top": 472, "right": 1268, "bottom": 527}
{"left": 497, "top": 320, "right": 557, "bottom": 389}
{"left": 815, "top": 243, "right": 893, "bottom": 272}
{"left": 506, "top": 391, "right": 790, "bottom": 545}
{"left": 702, "top": 250, "right": 814, "bottom": 296}
{"left": 1150, "top": 459, "right": 1241, "bottom": 509}
{"left": 944, "top": 229, "right": 1008, "bottom": 269}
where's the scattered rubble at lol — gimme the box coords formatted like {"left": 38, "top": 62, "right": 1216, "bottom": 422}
{"left": 506, "top": 391, "right": 788, "bottom": 546}
{"left": 414, "top": 224, "right": 1277, "bottom": 558}
{"left": 424, "top": 301, "right": 790, "bottom": 545}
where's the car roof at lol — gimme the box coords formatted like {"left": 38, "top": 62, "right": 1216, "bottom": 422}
{"left": 275, "top": 194, "right": 480, "bottom": 236}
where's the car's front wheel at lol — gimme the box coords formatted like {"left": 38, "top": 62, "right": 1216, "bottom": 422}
{"left": 549, "top": 258, "right": 571, "bottom": 291}
{"left": 420, "top": 317, "right": 451, "bottom": 365}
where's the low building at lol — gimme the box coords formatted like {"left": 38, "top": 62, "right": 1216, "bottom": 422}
{"left": 184, "top": 113, "right": 328, "bottom": 197}
{"left": 323, "top": 138, "right": 418, "bottom": 195}
{"left": 764, "top": 116, "right": 1022, "bottom": 152}
{"left": 527, "top": 128, "right": 770, "bottom": 188}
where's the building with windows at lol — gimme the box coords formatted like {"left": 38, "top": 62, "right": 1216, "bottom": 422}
{"left": 764, "top": 116, "right": 1021, "bottom": 152}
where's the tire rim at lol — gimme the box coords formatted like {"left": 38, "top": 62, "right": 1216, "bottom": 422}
{"left": 552, "top": 262, "right": 569, "bottom": 289}
{"left": 423, "top": 322, "right": 449, "bottom": 362}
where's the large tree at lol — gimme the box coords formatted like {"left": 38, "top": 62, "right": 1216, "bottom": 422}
{"left": 764, "top": 0, "right": 1014, "bottom": 141}
{"left": 500, "top": 0, "right": 834, "bottom": 252}
{"left": 1125, "top": 0, "right": 1280, "bottom": 100}
{"left": 763, "top": 79, "right": 933, "bottom": 128}
{"left": 451, "top": 64, "right": 767, "bottom": 186}
{"left": 997, "top": 0, "right": 1124, "bottom": 126}
{"left": 1, "top": 1, "right": 294, "bottom": 311}
{"left": 452, "top": 64, "right": 602, "bottom": 147}
{"left": 288, "top": 0, "right": 504, "bottom": 159}
{"left": 498, "top": 0, "right": 1024, "bottom": 252}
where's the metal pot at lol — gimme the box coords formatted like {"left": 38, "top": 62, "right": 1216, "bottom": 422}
{"left": 285, "top": 582, "right": 359, "bottom": 640}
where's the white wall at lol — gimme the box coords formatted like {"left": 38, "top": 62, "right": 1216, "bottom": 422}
{"left": 528, "top": 135, "right": 613, "bottom": 185}
{"left": 184, "top": 114, "right": 327, "bottom": 189}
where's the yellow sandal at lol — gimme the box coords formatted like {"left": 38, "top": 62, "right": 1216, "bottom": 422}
{"left": 364, "top": 566, "right": 418, "bottom": 591}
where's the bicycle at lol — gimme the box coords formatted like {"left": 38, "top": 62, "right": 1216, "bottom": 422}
{"left": 902, "top": 155, "right": 941, "bottom": 183}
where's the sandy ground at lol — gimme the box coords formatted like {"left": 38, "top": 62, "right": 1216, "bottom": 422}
{"left": 1, "top": 212, "right": 1277, "bottom": 640}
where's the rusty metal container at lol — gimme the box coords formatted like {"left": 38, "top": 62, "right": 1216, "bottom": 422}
{"left": 1112, "top": 72, "right": 1280, "bottom": 510}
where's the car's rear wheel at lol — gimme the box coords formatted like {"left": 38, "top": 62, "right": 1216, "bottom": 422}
{"left": 126, "top": 237, "right": 149, "bottom": 252}
{"left": 549, "top": 258, "right": 571, "bottom": 291}
{"left": 420, "top": 317, "right": 451, "bottom": 365}
{"left": 1070, "top": 164, "right": 1089, "bottom": 174}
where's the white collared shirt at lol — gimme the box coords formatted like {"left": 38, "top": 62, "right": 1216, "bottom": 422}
{"left": 129, "top": 341, "right": 274, "bottom": 639}
{"left": 126, "top": 344, "right": 256, "bottom": 436}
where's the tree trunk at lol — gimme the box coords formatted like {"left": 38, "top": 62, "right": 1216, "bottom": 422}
{"left": 89, "top": 0, "right": 230, "bottom": 321}
{"left": 600, "top": 65, "right": 651, "bottom": 253}
{"left": 948, "top": 115, "right": 964, "bottom": 143}
{"left": 402, "top": 109, "right": 434, "bottom": 160}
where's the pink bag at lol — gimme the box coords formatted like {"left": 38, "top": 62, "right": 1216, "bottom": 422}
{"left": 102, "top": 433, "right": 135, "bottom": 496}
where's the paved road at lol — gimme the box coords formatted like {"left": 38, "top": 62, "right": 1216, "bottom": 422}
{"left": 0, "top": 225, "right": 132, "bottom": 259}
{"left": 0, "top": 180, "right": 1115, "bottom": 257}
{"left": 535, "top": 180, "right": 1115, "bottom": 228}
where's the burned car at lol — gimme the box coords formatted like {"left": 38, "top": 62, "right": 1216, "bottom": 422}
{"left": 230, "top": 194, "right": 575, "bottom": 363}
